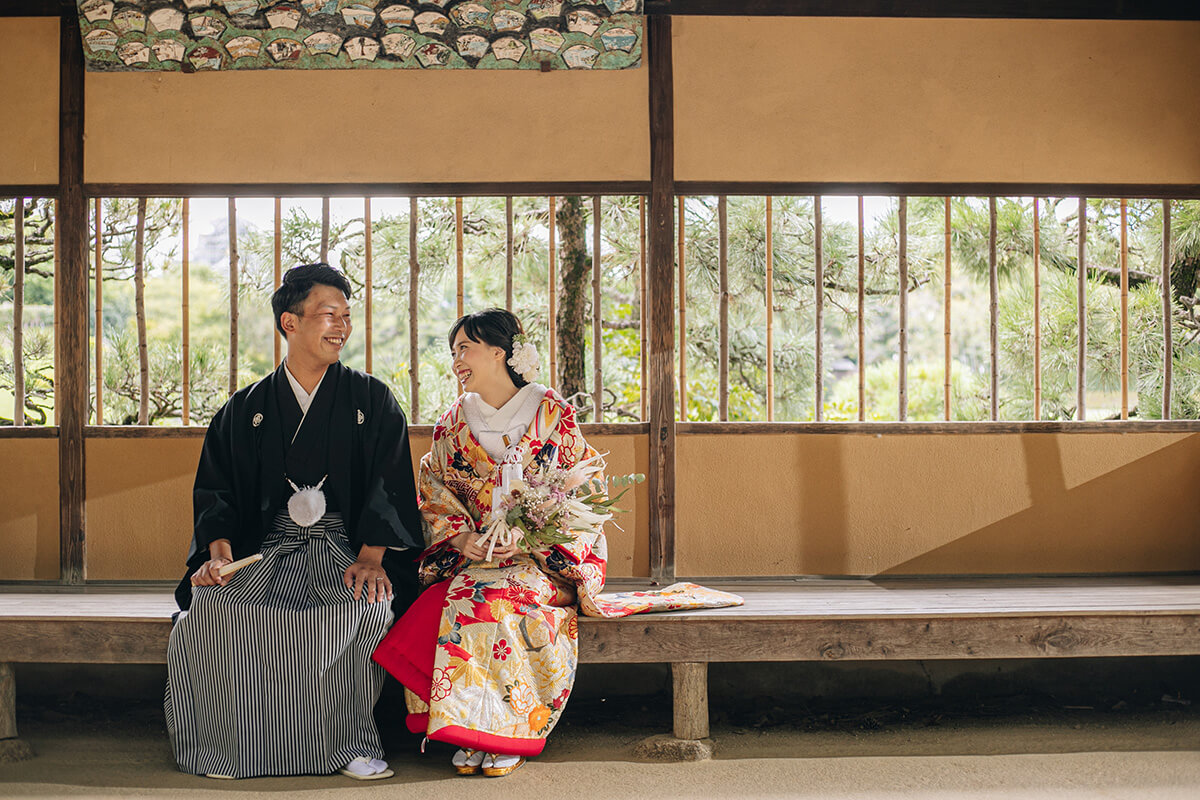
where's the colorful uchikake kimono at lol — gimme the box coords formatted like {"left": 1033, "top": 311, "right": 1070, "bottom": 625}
{"left": 372, "top": 387, "right": 742, "bottom": 757}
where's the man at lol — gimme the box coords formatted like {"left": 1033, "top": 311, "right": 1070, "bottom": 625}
{"left": 166, "top": 263, "right": 423, "bottom": 780}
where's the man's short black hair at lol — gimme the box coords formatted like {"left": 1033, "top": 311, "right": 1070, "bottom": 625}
{"left": 271, "top": 263, "right": 353, "bottom": 337}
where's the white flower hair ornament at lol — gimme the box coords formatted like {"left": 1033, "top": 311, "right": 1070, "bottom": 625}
{"left": 507, "top": 334, "right": 540, "bottom": 383}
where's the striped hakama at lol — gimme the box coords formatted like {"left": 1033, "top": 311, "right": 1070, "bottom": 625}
{"left": 166, "top": 512, "right": 393, "bottom": 778}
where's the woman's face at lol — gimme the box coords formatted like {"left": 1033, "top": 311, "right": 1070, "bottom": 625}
{"left": 451, "top": 329, "right": 506, "bottom": 395}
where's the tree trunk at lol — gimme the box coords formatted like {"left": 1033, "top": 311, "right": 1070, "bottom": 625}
{"left": 556, "top": 196, "right": 588, "bottom": 412}
{"left": 134, "top": 198, "right": 149, "bottom": 425}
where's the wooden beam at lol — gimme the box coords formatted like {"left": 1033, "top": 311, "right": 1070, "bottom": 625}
{"left": 647, "top": 14, "right": 676, "bottom": 582}
{"left": 676, "top": 419, "right": 1200, "bottom": 435}
{"left": 641, "top": 1, "right": 1200, "bottom": 19}
{"left": 94, "top": 198, "right": 103, "bottom": 425}
{"left": 678, "top": 195, "right": 687, "bottom": 422}
{"left": 12, "top": 198, "right": 25, "bottom": 427}
{"left": 765, "top": 196, "right": 774, "bottom": 421}
{"left": 365, "top": 197, "right": 373, "bottom": 374}
{"left": 1033, "top": 198, "right": 1041, "bottom": 421}
{"left": 1162, "top": 200, "right": 1172, "bottom": 420}
{"left": 1119, "top": 199, "right": 1128, "bottom": 420}
{"left": 640, "top": 196, "right": 648, "bottom": 422}
{"left": 320, "top": 196, "right": 330, "bottom": 263}
{"left": 814, "top": 196, "right": 824, "bottom": 421}
{"left": 856, "top": 196, "right": 865, "bottom": 422}
{"left": 593, "top": 196, "right": 603, "bottom": 423}
{"left": 409, "top": 197, "right": 420, "bottom": 424}
{"left": 505, "top": 197, "right": 514, "bottom": 312}
{"left": 718, "top": 196, "right": 729, "bottom": 422}
{"left": 272, "top": 197, "right": 281, "bottom": 366}
{"left": 943, "top": 197, "right": 952, "bottom": 421}
{"left": 898, "top": 196, "right": 907, "bottom": 422}
{"left": 228, "top": 198, "right": 238, "bottom": 396}
{"left": 675, "top": 182, "right": 1200, "bottom": 200}
{"left": 1077, "top": 197, "right": 1087, "bottom": 420}
{"left": 989, "top": 196, "right": 998, "bottom": 421}
{"left": 672, "top": 662, "right": 709, "bottom": 740}
{"left": 58, "top": 9, "right": 87, "bottom": 584}
{"left": 83, "top": 181, "right": 650, "bottom": 199}
{"left": 181, "top": 199, "right": 190, "bottom": 425}
{"left": 549, "top": 196, "right": 557, "bottom": 387}
{"left": 455, "top": 196, "right": 464, "bottom": 318}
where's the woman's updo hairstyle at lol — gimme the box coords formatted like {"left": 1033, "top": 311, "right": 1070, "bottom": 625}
{"left": 448, "top": 308, "right": 529, "bottom": 388}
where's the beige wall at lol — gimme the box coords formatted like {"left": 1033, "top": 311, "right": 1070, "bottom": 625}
{"left": 84, "top": 431, "right": 649, "bottom": 581}
{"left": 84, "top": 67, "right": 650, "bottom": 184}
{"left": 0, "top": 438, "right": 59, "bottom": 580}
{"left": 674, "top": 17, "right": 1200, "bottom": 183}
{"left": 0, "top": 18, "right": 59, "bottom": 186}
{"left": 676, "top": 432, "right": 1200, "bottom": 576}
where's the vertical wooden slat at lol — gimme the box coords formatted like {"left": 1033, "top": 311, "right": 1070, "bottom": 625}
{"left": 320, "top": 196, "right": 330, "bottom": 263}
{"left": 814, "top": 196, "right": 824, "bottom": 422}
{"left": 364, "top": 197, "right": 373, "bottom": 374}
{"left": 640, "top": 195, "right": 648, "bottom": 422}
{"left": 549, "top": 196, "right": 557, "bottom": 387}
{"left": 505, "top": 196, "right": 514, "bottom": 312}
{"left": 988, "top": 197, "right": 998, "bottom": 422}
{"left": 647, "top": 14, "right": 676, "bottom": 582}
{"left": 1120, "top": 198, "right": 1129, "bottom": 420}
{"left": 273, "top": 197, "right": 281, "bottom": 366}
{"left": 1162, "top": 199, "right": 1172, "bottom": 420}
{"left": 765, "top": 195, "right": 774, "bottom": 421}
{"left": 182, "top": 198, "right": 190, "bottom": 425}
{"left": 856, "top": 195, "right": 865, "bottom": 422}
{"left": 943, "top": 197, "right": 952, "bottom": 421}
{"left": 228, "top": 197, "right": 239, "bottom": 396}
{"left": 1077, "top": 197, "right": 1087, "bottom": 420}
{"left": 1033, "top": 198, "right": 1041, "bottom": 421}
{"left": 592, "top": 196, "right": 603, "bottom": 422}
{"left": 94, "top": 198, "right": 103, "bottom": 425}
{"left": 12, "top": 198, "right": 24, "bottom": 426}
{"left": 59, "top": 11, "right": 87, "bottom": 583}
{"left": 134, "top": 198, "right": 148, "bottom": 426}
{"left": 455, "top": 196, "right": 464, "bottom": 318}
{"left": 678, "top": 195, "right": 687, "bottom": 422}
{"left": 409, "top": 197, "right": 420, "bottom": 424}
{"left": 718, "top": 195, "right": 729, "bottom": 421}
{"left": 898, "top": 196, "right": 908, "bottom": 422}
{"left": 53, "top": 199, "right": 59, "bottom": 427}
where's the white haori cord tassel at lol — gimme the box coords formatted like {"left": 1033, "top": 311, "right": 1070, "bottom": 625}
{"left": 477, "top": 448, "right": 524, "bottom": 561}
{"left": 286, "top": 475, "right": 328, "bottom": 528}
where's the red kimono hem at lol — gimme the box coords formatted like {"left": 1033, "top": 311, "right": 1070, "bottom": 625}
{"left": 428, "top": 724, "right": 547, "bottom": 757}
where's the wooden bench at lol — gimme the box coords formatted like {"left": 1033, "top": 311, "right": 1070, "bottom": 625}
{"left": 3, "top": 576, "right": 1200, "bottom": 759}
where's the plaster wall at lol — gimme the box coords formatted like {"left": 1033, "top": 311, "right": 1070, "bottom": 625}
{"left": 674, "top": 17, "right": 1200, "bottom": 184}
{"left": 0, "top": 18, "right": 59, "bottom": 186}
{"left": 83, "top": 431, "right": 649, "bottom": 581}
{"left": 675, "top": 432, "right": 1200, "bottom": 576}
{"left": 0, "top": 438, "right": 59, "bottom": 580}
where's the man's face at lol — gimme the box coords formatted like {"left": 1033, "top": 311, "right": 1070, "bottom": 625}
{"left": 281, "top": 283, "right": 351, "bottom": 366}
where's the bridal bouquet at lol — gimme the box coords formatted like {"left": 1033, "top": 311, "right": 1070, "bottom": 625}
{"left": 477, "top": 452, "right": 645, "bottom": 561}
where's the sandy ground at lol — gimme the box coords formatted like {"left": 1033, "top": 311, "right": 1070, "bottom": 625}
{"left": 1, "top": 694, "right": 1198, "bottom": 799}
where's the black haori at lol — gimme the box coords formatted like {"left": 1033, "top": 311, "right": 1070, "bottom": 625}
{"left": 165, "top": 512, "right": 393, "bottom": 778}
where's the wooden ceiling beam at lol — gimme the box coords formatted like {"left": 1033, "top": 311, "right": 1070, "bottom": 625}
{"left": 645, "top": 1, "right": 1200, "bottom": 20}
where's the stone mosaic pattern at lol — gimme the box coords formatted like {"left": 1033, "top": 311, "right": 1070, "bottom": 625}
{"left": 77, "top": 1, "right": 642, "bottom": 71}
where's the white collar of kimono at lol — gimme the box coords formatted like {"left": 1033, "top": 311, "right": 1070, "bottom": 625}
{"left": 283, "top": 361, "right": 328, "bottom": 416}
{"left": 462, "top": 382, "right": 546, "bottom": 462}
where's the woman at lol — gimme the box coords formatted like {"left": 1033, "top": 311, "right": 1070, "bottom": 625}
{"left": 373, "top": 308, "right": 609, "bottom": 777}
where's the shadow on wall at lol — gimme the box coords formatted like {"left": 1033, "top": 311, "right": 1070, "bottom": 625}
{"left": 877, "top": 434, "right": 1200, "bottom": 576}
{"left": 798, "top": 435, "right": 850, "bottom": 575}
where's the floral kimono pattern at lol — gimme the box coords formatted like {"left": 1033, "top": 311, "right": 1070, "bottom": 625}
{"left": 373, "top": 389, "right": 742, "bottom": 756}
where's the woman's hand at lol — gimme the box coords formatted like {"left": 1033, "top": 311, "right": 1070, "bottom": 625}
{"left": 191, "top": 538, "right": 233, "bottom": 587}
{"left": 448, "top": 530, "right": 521, "bottom": 562}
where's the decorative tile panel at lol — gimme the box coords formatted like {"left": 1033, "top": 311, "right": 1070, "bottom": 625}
{"left": 77, "top": 1, "right": 642, "bottom": 71}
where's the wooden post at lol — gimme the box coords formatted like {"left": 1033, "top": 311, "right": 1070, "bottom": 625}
{"left": 12, "top": 198, "right": 24, "bottom": 427}
{"left": 857, "top": 195, "right": 865, "bottom": 422}
{"left": 592, "top": 196, "right": 603, "bottom": 422}
{"left": 988, "top": 197, "right": 998, "bottom": 421}
{"left": 647, "top": 14, "right": 676, "bottom": 582}
{"left": 1077, "top": 197, "right": 1087, "bottom": 420}
{"left": 898, "top": 196, "right": 908, "bottom": 422}
{"left": 640, "top": 196, "right": 648, "bottom": 422}
{"left": 94, "top": 198, "right": 103, "bottom": 425}
{"left": 409, "top": 197, "right": 420, "bottom": 424}
{"left": 814, "top": 196, "right": 824, "bottom": 421}
{"left": 505, "top": 196, "right": 514, "bottom": 312}
{"left": 1033, "top": 198, "right": 1041, "bottom": 421}
{"left": 1162, "top": 199, "right": 1172, "bottom": 420}
{"left": 58, "top": 11, "right": 87, "bottom": 583}
{"left": 718, "top": 195, "right": 729, "bottom": 421}
{"left": 672, "top": 662, "right": 709, "bottom": 740}
{"left": 182, "top": 198, "right": 190, "bottom": 425}
{"left": 228, "top": 198, "right": 239, "bottom": 396}
{"left": 364, "top": 196, "right": 373, "bottom": 374}
{"left": 943, "top": 197, "right": 952, "bottom": 421}
{"left": 1120, "top": 198, "right": 1129, "bottom": 420}
{"left": 455, "top": 196, "right": 464, "bottom": 318}
{"left": 765, "top": 195, "right": 774, "bottom": 421}
{"left": 134, "top": 198, "right": 149, "bottom": 425}
{"left": 273, "top": 197, "right": 281, "bottom": 366}
{"left": 320, "top": 196, "right": 330, "bottom": 263}
{"left": 549, "top": 196, "right": 557, "bottom": 388}
{"left": 678, "top": 195, "right": 687, "bottom": 422}
{"left": 0, "top": 661, "right": 33, "bottom": 761}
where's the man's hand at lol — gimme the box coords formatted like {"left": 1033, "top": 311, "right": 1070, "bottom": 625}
{"left": 191, "top": 538, "right": 234, "bottom": 587}
{"left": 344, "top": 544, "right": 392, "bottom": 604}
{"left": 448, "top": 530, "right": 520, "bottom": 562}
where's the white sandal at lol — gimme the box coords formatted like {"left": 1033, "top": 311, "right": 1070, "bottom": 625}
{"left": 338, "top": 756, "right": 394, "bottom": 781}
{"left": 452, "top": 748, "right": 485, "bottom": 775}
{"left": 481, "top": 752, "right": 525, "bottom": 777}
